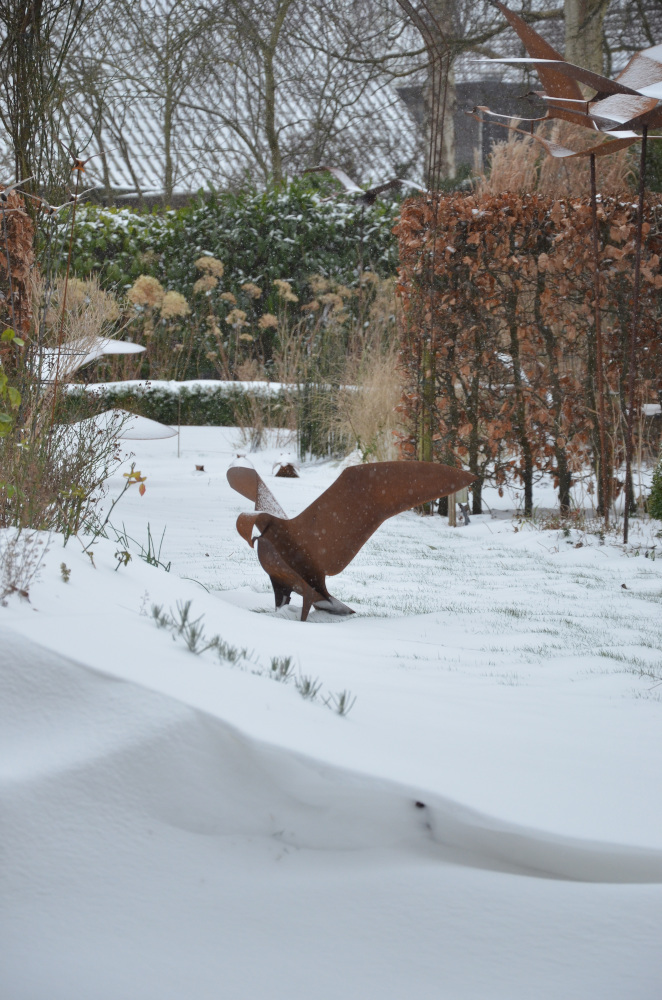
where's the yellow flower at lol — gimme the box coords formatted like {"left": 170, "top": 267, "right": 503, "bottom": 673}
{"left": 241, "top": 282, "right": 262, "bottom": 299}
{"left": 238, "top": 333, "right": 254, "bottom": 342}
{"left": 226, "top": 308, "right": 247, "bottom": 326}
{"left": 258, "top": 313, "right": 279, "bottom": 330}
{"left": 220, "top": 291, "right": 237, "bottom": 304}
{"left": 300, "top": 300, "right": 320, "bottom": 313}
{"left": 193, "top": 274, "right": 218, "bottom": 295}
{"left": 194, "top": 256, "right": 224, "bottom": 278}
{"left": 160, "top": 291, "right": 190, "bottom": 319}
{"left": 127, "top": 275, "right": 165, "bottom": 309}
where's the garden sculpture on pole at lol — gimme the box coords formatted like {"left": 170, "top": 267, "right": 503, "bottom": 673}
{"left": 228, "top": 459, "right": 474, "bottom": 621}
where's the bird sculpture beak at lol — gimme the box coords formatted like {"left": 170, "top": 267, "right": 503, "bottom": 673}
{"left": 236, "top": 513, "right": 258, "bottom": 548}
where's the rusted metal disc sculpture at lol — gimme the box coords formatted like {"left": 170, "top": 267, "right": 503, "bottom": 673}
{"left": 228, "top": 460, "right": 475, "bottom": 621}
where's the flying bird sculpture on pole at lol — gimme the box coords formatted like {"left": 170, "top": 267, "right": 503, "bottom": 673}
{"left": 303, "top": 166, "right": 425, "bottom": 204}
{"left": 470, "top": 1, "right": 662, "bottom": 159}
{"left": 228, "top": 460, "right": 474, "bottom": 622}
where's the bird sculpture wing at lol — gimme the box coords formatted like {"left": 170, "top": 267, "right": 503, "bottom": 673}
{"left": 363, "top": 179, "right": 402, "bottom": 199}
{"left": 227, "top": 465, "right": 287, "bottom": 518}
{"left": 303, "top": 165, "right": 363, "bottom": 193}
{"left": 488, "top": 3, "right": 659, "bottom": 133}
{"left": 285, "top": 461, "right": 475, "bottom": 578}
{"left": 492, "top": 1, "right": 585, "bottom": 104}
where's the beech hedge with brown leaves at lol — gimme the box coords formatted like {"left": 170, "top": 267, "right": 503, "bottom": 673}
{"left": 395, "top": 193, "right": 662, "bottom": 515}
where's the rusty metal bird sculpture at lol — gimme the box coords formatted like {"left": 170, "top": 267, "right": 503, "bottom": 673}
{"left": 228, "top": 460, "right": 475, "bottom": 621}
{"left": 474, "top": 1, "right": 662, "bottom": 150}
{"left": 303, "top": 166, "right": 425, "bottom": 204}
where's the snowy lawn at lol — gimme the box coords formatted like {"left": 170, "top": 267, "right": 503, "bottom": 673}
{"left": 2, "top": 426, "right": 662, "bottom": 999}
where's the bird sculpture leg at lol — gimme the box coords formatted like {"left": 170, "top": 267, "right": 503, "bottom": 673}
{"left": 270, "top": 577, "right": 292, "bottom": 610}
{"left": 300, "top": 585, "right": 316, "bottom": 623}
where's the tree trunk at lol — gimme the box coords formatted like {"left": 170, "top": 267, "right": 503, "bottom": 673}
{"left": 565, "top": 0, "right": 609, "bottom": 75}
{"left": 506, "top": 294, "right": 534, "bottom": 515}
{"left": 164, "top": 83, "right": 174, "bottom": 202}
{"left": 263, "top": 49, "right": 282, "bottom": 185}
{"left": 536, "top": 274, "right": 572, "bottom": 514}
{"left": 467, "top": 346, "right": 483, "bottom": 514}
{"left": 425, "top": 59, "right": 456, "bottom": 184}
{"left": 421, "top": 0, "right": 456, "bottom": 184}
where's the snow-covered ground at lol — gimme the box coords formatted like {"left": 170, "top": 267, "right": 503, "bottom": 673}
{"left": 2, "top": 427, "right": 662, "bottom": 1000}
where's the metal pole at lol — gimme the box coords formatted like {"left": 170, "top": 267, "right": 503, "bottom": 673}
{"left": 448, "top": 491, "right": 456, "bottom": 526}
{"left": 623, "top": 127, "right": 648, "bottom": 544}
{"left": 589, "top": 153, "right": 609, "bottom": 527}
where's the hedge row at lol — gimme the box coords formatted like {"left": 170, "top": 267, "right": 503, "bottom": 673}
{"left": 63, "top": 383, "right": 295, "bottom": 428}
{"left": 70, "top": 178, "right": 400, "bottom": 307}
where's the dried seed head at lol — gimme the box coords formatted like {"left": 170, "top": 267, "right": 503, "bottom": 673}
{"left": 127, "top": 275, "right": 165, "bottom": 309}
{"left": 258, "top": 312, "right": 278, "bottom": 329}
{"left": 160, "top": 290, "right": 190, "bottom": 319}
{"left": 194, "top": 256, "right": 224, "bottom": 278}
{"left": 193, "top": 274, "right": 218, "bottom": 295}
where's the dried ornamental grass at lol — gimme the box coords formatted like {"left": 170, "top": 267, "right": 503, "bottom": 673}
{"left": 42, "top": 275, "right": 121, "bottom": 349}
{"left": 478, "top": 122, "right": 632, "bottom": 199}
{"left": 335, "top": 346, "right": 403, "bottom": 462}
{"left": 476, "top": 130, "right": 539, "bottom": 197}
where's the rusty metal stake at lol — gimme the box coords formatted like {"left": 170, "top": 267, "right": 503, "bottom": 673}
{"left": 623, "top": 126, "right": 648, "bottom": 544}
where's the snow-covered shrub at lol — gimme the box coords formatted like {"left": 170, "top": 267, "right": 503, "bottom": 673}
{"left": 63, "top": 382, "right": 295, "bottom": 430}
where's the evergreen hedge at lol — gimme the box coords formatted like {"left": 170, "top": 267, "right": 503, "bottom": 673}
{"left": 63, "top": 382, "right": 296, "bottom": 428}
{"left": 71, "top": 178, "right": 400, "bottom": 310}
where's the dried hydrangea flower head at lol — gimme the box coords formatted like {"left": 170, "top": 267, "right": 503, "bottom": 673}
{"left": 160, "top": 291, "right": 190, "bottom": 319}
{"left": 194, "top": 256, "right": 224, "bottom": 278}
{"left": 225, "top": 308, "right": 247, "bottom": 327}
{"left": 319, "top": 292, "right": 345, "bottom": 313}
{"left": 220, "top": 291, "right": 237, "bottom": 304}
{"left": 308, "top": 274, "right": 330, "bottom": 294}
{"left": 273, "top": 279, "right": 298, "bottom": 303}
{"left": 258, "top": 312, "right": 279, "bottom": 330}
{"left": 241, "top": 282, "right": 262, "bottom": 299}
{"left": 359, "top": 271, "right": 379, "bottom": 286}
{"left": 127, "top": 275, "right": 165, "bottom": 310}
{"left": 193, "top": 274, "right": 217, "bottom": 295}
